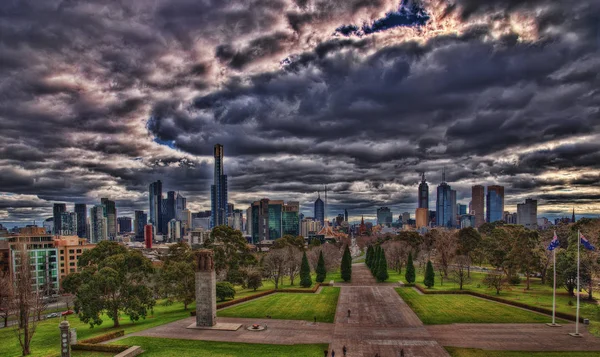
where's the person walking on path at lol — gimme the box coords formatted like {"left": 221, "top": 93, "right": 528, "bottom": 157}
{"left": 400, "top": 348, "right": 405, "bottom": 357}
{"left": 314, "top": 316, "right": 317, "bottom": 324}
{"left": 347, "top": 309, "right": 351, "bottom": 317}
{"left": 324, "top": 350, "right": 328, "bottom": 357}
{"left": 331, "top": 350, "right": 336, "bottom": 357}
{"left": 343, "top": 345, "right": 347, "bottom": 356}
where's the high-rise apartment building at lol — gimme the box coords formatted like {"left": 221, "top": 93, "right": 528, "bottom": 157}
{"left": 53, "top": 203, "right": 66, "bottom": 235}
{"left": 486, "top": 185, "right": 504, "bottom": 223}
{"left": 89, "top": 205, "right": 107, "bottom": 243}
{"left": 149, "top": 180, "right": 163, "bottom": 235}
{"left": 60, "top": 212, "right": 78, "bottom": 235}
{"left": 211, "top": 144, "right": 228, "bottom": 228}
{"left": 377, "top": 207, "right": 393, "bottom": 227}
{"left": 418, "top": 173, "right": 429, "bottom": 209}
{"left": 117, "top": 217, "right": 132, "bottom": 233}
{"left": 517, "top": 199, "right": 538, "bottom": 230}
{"left": 314, "top": 193, "right": 324, "bottom": 225}
{"left": 471, "top": 185, "right": 485, "bottom": 227}
{"left": 134, "top": 210, "right": 147, "bottom": 241}
{"left": 100, "top": 198, "right": 117, "bottom": 240}
{"left": 74, "top": 203, "right": 87, "bottom": 238}
{"left": 436, "top": 172, "right": 454, "bottom": 228}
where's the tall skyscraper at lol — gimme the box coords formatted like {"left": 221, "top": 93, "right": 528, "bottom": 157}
{"left": 53, "top": 203, "right": 66, "bottom": 235}
{"left": 450, "top": 190, "right": 457, "bottom": 227}
{"left": 418, "top": 172, "right": 429, "bottom": 209}
{"left": 486, "top": 185, "right": 505, "bottom": 223}
{"left": 210, "top": 144, "right": 228, "bottom": 228}
{"left": 164, "top": 191, "right": 176, "bottom": 229}
{"left": 74, "top": 203, "right": 87, "bottom": 238}
{"left": 436, "top": 172, "right": 454, "bottom": 228}
{"left": 471, "top": 185, "right": 485, "bottom": 227}
{"left": 344, "top": 209, "right": 348, "bottom": 222}
{"left": 314, "top": 192, "right": 324, "bottom": 225}
{"left": 376, "top": 207, "right": 393, "bottom": 227}
{"left": 60, "top": 212, "right": 77, "bottom": 235}
{"left": 175, "top": 192, "right": 187, "bottom": 220}
{"left": 517, "top": 199, "right": 538, "bottom": 230}
{"left": 117, "top": 217, "right": 132, "bottom": 233}
{"left": 134, "top": 210, "right": 147, "bottom": 241}
{"left": 100, "top": 198, "right": 117, "bottom": 240}
{"left": 250, "top": 199, "right": 298, "bottom": 242}
{"left": 149, "top": 180, "right": 163, "bottom": 234}
{"left": 89, "top": 205, "right": 107, "bottom": 243}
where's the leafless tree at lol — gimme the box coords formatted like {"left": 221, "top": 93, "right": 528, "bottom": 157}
{"left": 262, "top": 249, "right": 287, "bottom": 289}
{"left": 382, "top": 240, "right": 409, "bottom": 274}
{"left": 451, "top": 255, "right": 471, "bottom": 290}
{"left": 432, "top": 229, "right": 458, "bottom": 278}
{"left": 0, "top": 270, "right": 12, "bottom": 328}
{"left": 11, "top": 244, "right": 46, "bottom": 356}
{"left": 307, "top": 243, "right": 342, "bottom": 273}
{"left": 285, "top": 246, "right": 302, "bottom": 286}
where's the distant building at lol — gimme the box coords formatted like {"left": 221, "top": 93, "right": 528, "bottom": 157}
{"left": 450, "top": 190, "right": 458, "bottom": 227}
{"left": 344, "top": 209, "right": 348, "bottom": 222}
{"left": 436, "top": 172, "right": 454, "bottom": 228}
{"left": 282, "top": 202, "right": 300, "bottom": 236}
{"left": 89, "top": 205, "right": 107, "bottom": 243}
{"left": 144, "top": 224, "right": 153, "bottom": 249}
{"left": 175, "top": 192, "right": 187, "bottom": 220}
{"left": 134, "top": 211, "right": 147, "bottom": 242}
{"left": 314, "top": 193, "right": 325, "bottom": 225}
{"left": 415, "top": 208, "right": 428, "bottom": 228}
{"left": 43, "top": 217, "right": 53, "bottom": 234}
{"left": 53, "top": 235, "right": 95, "bottom": 288}
{"left": 517, "top": 199, "right": 537, "bottom": 230}
{"left": 402, "top": 212, "right": 411, "bottom": 224}
{"left": 418, "top": 173, "right": 429, "bottom": 209}
{"left": 60, "top": 212, "right": 77, "bottom": 236}
{"left": 211, "top": 144, "right": 228, "bottom": 228}
{"left": 503, "top": 211, "right": 517, "bottom": 224}
{"left": 53, "top": 203, "right": 66, "bottom": 235}
{"left": 460, "top": 215, "right": 476, "bottom": 229}
{"left": 377, "top": 207, "right": 393, "bottom": 227}
{"left": 149, "top": 180, "right": 163, "bottom": 234}
{"left": 251, "top": 199, "right": 299, "bottom": 243}
{"left": 229, "top": 209, "right": 243, "bottom": 232}
{"left": 180, "top": 209, "right": 192, "bottom": 234}
{"left": 301, "top": 218, "right": 322, "bottom": 238}
{"left": 168, "top": 219, "right": 182, "bottom": 241}
{"left": 457, "top": 204, "right": 467, "bottom": 216}
{"left": 471, "top": 185, "right": 485, "bottom": 227}
{"left": 117, "top": 216, "right": 132, "bottom": 233}
{"left": 246, "top": 206, "right": 253, "bottom": 235}
{"left": 74, "top": 203, "right": 87, "bottom": 238}
{"left": 486, "top": 186, "right": 504, "bottom": 223}
{"left": 100, "top": 198, "right": 117, "bottom": 240}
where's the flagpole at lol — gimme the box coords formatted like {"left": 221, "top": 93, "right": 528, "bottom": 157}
{"left": 570, "top": 230, "right": 582, "bottom": 337}
{"left": 547, "top": 231, "right": 560, "bottom": 327}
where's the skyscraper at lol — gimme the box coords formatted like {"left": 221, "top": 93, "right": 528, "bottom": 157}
{"left": 134, "top": 210, "right": 147, "bottom": 241}
{"left": 471, "top": 185, "right": 485, "bottom": 227}
{"left": 175, "top": 192, "right": 187, "bottom": 220}
{"left": 376, "top": 207, "right": 393, "bottom": 227}
{"left": 517, "top": 199, "right": 538, "bottom": 230}
{"left": 117, "top": 217, "right": 132, "bottom": 233}
{"left": 344, "top": 209, "right": 348, "bottom": 222}
{"left": 450, "top": 190, "right": 457, "bottom": 228}
{"left": 165, "top": 191, "right": 176, "bottom": 226}
{"left": 418, "top": 172, "right": 429, "bottom": 209}
{"left": 60, "top": 212, "right": 77, "bottom": 235}
{"left": 314, "top": 192, "right": 324, "bottom": 225}
{"left": 149, "top": 180, "right": 163, "bottom": 234}
{"left": 101, "top": 198, "right": 117, "bottom": 240}
{"left": 89, "top": 205, "right": 107, "bottom": 243}
{"left": 486, "top": 185, "right": 504, "bottom": 223}
{"left": 282, "top": 202, "right": 300, "bottom": 236}
{"left": 210, "top": 144, "right": 228, "bottom": 228}
{"left": 250, "top": 199, "right": 298, "bottom": 242}
{"left": 74, "top": 203, "right": 87, "bottom": 238}
{"left": 53, "top": 203, "right": 66, "bottom": 235}
{"left": 436, "top": 172, "right": 454, "bottom": 228}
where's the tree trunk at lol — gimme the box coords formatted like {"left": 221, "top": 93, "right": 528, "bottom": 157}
{"left": 113, "top": 307, "right": 120, "bottom": 328}
{"left": 526, "top": 272, "right": 530, "bottom": 290}
{"left": 184, "top": 302, "right": 188, "bottom": 310}
{"left": 23, "top": 324, "right": 30, "bottom": 355}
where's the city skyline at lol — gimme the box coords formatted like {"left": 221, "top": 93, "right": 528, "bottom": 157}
{"left": 2, "top": 1, "right": 600, "bottom": 226}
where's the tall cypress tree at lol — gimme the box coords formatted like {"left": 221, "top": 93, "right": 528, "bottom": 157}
{"left": 376, "top": 247, "right": 389, "bottom": 282}
{"left": 405, "top": 252, "right": 416, "bottom": 284}
{"left": 366, "top": 245, "right": 374, "bottom": 268}
{"left": 300, "top": 251, "right": 312, "bottom": 288}
{"left": 424, "top": 260, "right": 435, "bottom": 288}
{"left": 316, "top": 250, "right": 327, "bottom": 283}
{"left": 341, "top": 245, "right": 352, "bottom": 282}
{"left": 372, "top": 246, "right": 381, "bottom": 277}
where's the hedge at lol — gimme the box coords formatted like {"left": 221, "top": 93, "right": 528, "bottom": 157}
{"left": 412, "top": 284, "right": 583, "bottom": 323}
{"left": 72, "top": 343, "right": 130, "bottom": 353}
{"left": 79, "top": 330, "right": 124, "bottom": 344}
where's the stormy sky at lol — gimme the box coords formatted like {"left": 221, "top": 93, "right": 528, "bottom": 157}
{"left": 1, "top": 0, "right": 599, "bottom": 226}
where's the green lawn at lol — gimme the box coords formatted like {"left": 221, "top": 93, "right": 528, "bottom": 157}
{"left": 113, "top": 336, "right": 328, "bottom": 356}
{"left": 0, "top": 300, "right": 194, "bottom": 357}
{"left": 396, "top": 288, "right": 557, "bottom": 324}
{"left": 446, "top": 347, "right": 600, "bottom": 357}
{"left": 218, "top": 287, "right": 340, "bottom": 323}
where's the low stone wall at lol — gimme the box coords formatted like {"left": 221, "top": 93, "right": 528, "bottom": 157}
{"left": 114, "top": 346, "right": 144, "bottom": 357}
{"left": 412, "top": 284, "right": 583, "bottom": 323}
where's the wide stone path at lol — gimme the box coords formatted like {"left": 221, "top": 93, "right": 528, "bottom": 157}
{"left": 329, "top": 263, "right": 449, "bottom": 356}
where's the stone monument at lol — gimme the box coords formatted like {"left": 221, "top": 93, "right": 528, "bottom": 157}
{"left": 59, "top": 320, "right": 71, "bottom": 357}
{"left": 194, "top": 249, "right": 216, "bottom": 327}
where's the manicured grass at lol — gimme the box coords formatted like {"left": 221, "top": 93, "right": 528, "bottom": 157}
{"left": 0, "top": 300, "right": 194, "bottom": 357}
{"left": 396, "top": 288, "right": 557, "bottom": 325}
{"left": 446, "top": 347, "right": 600, "bottom": 357}
{"left": 218, "top": 287, "right": 340, "bottom": 323}
{"left": 113, "top": 336, "right": 328, "bottom": 356}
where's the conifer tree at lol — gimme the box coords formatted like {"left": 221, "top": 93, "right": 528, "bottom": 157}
{"left": 405, "top": 252, "right": 416, "bottom": 284}
{"left": 376, "top": 247, "right": 389, "bottom": 282}
{"left": 366, "top": 245, "right": 374, "bottom": 268}
{"left": 341, "top": 245, "right": 352, "bottom": 282}
{"left": 372, "top": 246, "right": 380, "bottom": 277}
{"left": 300, "top": 251, "right": 312, "bottom": 288}
{"left": 424, "top": 260, "right": 435, "bottom": 288}
{"left": 316, "top": 250, "right": 327, "bottom": 283}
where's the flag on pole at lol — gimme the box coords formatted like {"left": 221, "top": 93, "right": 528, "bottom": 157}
{"left": 547, "top": 231, "right": 560, "bottom": 251}
{"left": 579, "top": 232, "right": 596, "bottom": 251}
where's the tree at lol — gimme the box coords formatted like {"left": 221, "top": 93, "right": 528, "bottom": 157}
{"left": 432, "top": 229, "right": 457, "bottom": 278}
{"left": 262, "top": 249, "right": 287, "bottom": 289}
{"left": 451, "top": 255, "right": 471, "bottom": 290}
{"left": 316, "top": 251, "right": 327, "bottom": 283}
{"left": 457, "top": 227, "right": 482, "bottom": 277}
{"left": 159, "top": 260, "right": 195, "bottom": 310}
{"left": 383, "top": 240, "right": 409, "bottom": 274}
{"left": 423, "top": 260, "right": 435, "bottom": 288}
{"left": 0, "top": 270, "right": 12, "bottom": 328}
{"left": 10, "top": 244, "right": 46, "bottom": 356}
{"left": 371, "top": 246, "right": 380, "bottom": 276}
{"left": 300, "top": 251, "right": 312, "bottom": 287}
{"left": 216, "top": 282, "right": 236, "bottom": 301}
{"left": 376, "top": 247, "right": 389, "bottom": 282}
{"left": 483, "top": 273, "right": 507, "bottom": 295}
{"left": 204, "top": 225, "right": 256, "bottom": 277}
{"left": 405, "top": 252, "right": 416, "bottom": 284}
{"left": 66, "top": 241, "right": 155, "bottom": 328}
{"left": 396, "top": 231, "right": 424, "bottom": 255}
{"left": 246, "top": 270, "right": 263, "bottom": 291}
{"left": 284, "top": 246, "right": 302, "bottom": 286}
{"left": 508, "top": 228, "right": 542, "bottom": 290}
{"left": 341, "top": 245, "right": 352, "bottom": 282}
{"left": 366, "top": 245, "right": 374, "bottom": 268}
{"left": 273, "top": 235, "right": 305, "bottom": 250}
{"left": 164, "top": 241, "right": 193, "bottom": 264}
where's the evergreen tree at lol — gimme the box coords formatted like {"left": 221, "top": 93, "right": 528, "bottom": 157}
{"left": 300, "top": 251, "right": 313, "bottom": 288}
{"left": 371, "top": 246, "right": 380, "bottom": 276}
{"left": 376, "top": 247, "right": 389, "bottom": 282}
{"left": 316, "top": 251, "right": 327, "bottom": 283}
{"left": 341, "top": 245, "right": 352, "bottom": 282}
{"left": 424, "top": 260, "right": 435, "bottom": 288}
{"left": 405, "top": 252, "right": 416, "bottom": 284}
{"left": 366, "top": 245, "right": 373, "bottom": 268}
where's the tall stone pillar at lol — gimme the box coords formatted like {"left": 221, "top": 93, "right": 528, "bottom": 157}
{"left": 195, "top": 249, "right": 216, "bottom": 327}
{"left": 59, "top": 320, "right": 71, "bottom": 357}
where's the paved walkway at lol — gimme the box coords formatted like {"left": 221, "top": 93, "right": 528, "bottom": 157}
{"left": 328, "top": 263, "right": 449, "bottom": 356}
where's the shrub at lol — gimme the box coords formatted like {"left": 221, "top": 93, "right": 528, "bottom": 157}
{"left": 405, "top": 252, "right": 416, "bottom": 284}
{"left": 423, "top": 261, "right": 435, "bottom": 288}
{"left": 79, "top": 330, "right": 124, "bottom": 344}
{"left": 316, "top": 251, "right": 327, "bottom": 283}
{"left": 72, "top": 344, "right": 130, "bottom": 353}
{"left": 341, "top": 245, "right": 352, "bottom": 282}
{"left": 508, "top": 275, "right": 522, "bottom": 285}
{"left": 246, "top": 271, "right": 263, "bottom": 291}
{"left": 216, "top": 282, "right": 236, "bottom": 301}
